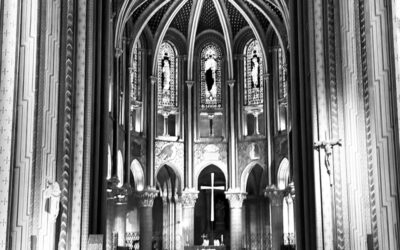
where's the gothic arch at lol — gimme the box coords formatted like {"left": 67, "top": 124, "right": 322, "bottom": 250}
{"left": 194, "top": 161, "right": 228, "bottom": 189}
{"left": 155, "top": 163, "right": 183, "bottom": 193}
{"left": 233, "top": 27, "right": 255, "bottom": 54}
{"left": 151, "top": 0, "right": 189, "bottom": 75}
{"left": 130, "top": 159, "right": 145, "bottom": 191}
{"left": 277, "top": 157, "right": 289, "bottom": 189}
{"left": 165, "top": 29, "right": 187, "bottom": 56}
{"left": 117, "top": 150, "right": 124, "bottom": 187}
{"left": 240, "top": 161, "right": 266, "bottom": 192}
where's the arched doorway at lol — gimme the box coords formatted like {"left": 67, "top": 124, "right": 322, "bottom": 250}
{"left": 194, "top": 165, "right": 229, "bottom": 247}
{"left": 243, "top": 164, "right": 269, "bottom": 249}
{"left": 154, "top": 165, "right": 181, "bottom": 250}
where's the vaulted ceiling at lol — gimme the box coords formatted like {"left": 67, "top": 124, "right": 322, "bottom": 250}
{"left": 128, "top": 0, "right": 284, "bottom": 39}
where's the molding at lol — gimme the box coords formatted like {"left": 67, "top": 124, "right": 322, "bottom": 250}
{"left": 187, "top": 0, "right": 205, "bottom": 81}
{"left": 0, "top": 0, "right": 19, "bottom": 249}
{"left": 58, "top": 0, "right": 75, "bottom": 249}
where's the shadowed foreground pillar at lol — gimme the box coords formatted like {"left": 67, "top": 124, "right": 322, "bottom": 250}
{"left": 181, "top": 189, "right": 198, "bottom": 246}
{"left": 265, "top": 185, "right": 285, "bottom": 250}
{"left": 225, "top": 190, "right": 246, "bottom": 250}
{"left": 137, "top": 188, "right": 158, "bottom": 250}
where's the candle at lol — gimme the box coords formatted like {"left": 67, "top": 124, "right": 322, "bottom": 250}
{"left": 221, "top": 234, "right": 223, "bottom": 243}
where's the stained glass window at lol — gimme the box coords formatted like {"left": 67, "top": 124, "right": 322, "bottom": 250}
{"left": 244, "top": 39, "right": 264, "bottom": 106}
{"left": 130, "top": 41, "right": 142, "bottom": 105}
{"left": 130, "top": 41, "right": 143, "bottom": 133}
{"left": 200, "top": 43, "right": 222, "bottom": 109}
{"left": 157, "top": 41, "right": 178, "bottom": 109}
{"left": 277, "top": 48, "right": 287, "bottom": 101}
{"left": 276, "top": 47, "right": 287, "bottom": 132}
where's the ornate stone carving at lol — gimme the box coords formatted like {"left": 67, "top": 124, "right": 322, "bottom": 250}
{"left": 181, "top": 189, "right": 199, "bottom": 208}
{"left": 136, "top": 188, "right": 158, "bottom": 208}
{"left": 44, "top": 181, "right": 61, "bottom": 222}
{"left": 264, "top": 185, "right": 285, "bottom": 207}
{"left": 154, "top": 141, "right": 184, "bottom": 176}
{"left": 237, "top": 141, "right": 266, "bottom": 174}
{"left": 194, "top": 143, "right": 227, "bottom": 166}
{"left": 225, "top": 189, "right": 246, "bottom": 208}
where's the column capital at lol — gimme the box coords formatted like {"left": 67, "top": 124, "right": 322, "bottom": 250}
{"left": 181, "top": 188, "right": 199, "bottom": 207}
{"left": 225, "top": 189, "right": 246, "bottom": 208}
{"left": 185, "top": 80, "right": 194, "bottom": 88}
{"left": 264, "top": 184, "right": 285, "bottom": 206}
{"left": 227, "top": 79, "right": 236, "bottom": 88}
{"left": 136, "top": 187, "right": 158, "bottom": 208}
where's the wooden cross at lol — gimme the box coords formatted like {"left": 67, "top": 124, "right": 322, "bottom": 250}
{"left": 201, "top": 173, "right": 224, "bottom": 221}
{"left": 314, "top": 138, "right": 342, "bottom": 186}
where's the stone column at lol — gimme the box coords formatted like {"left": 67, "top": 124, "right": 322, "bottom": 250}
{"left": 162, "top": 189, "right": 169, "bottom": 250}
{"left": 137, "top": 188, "right": 158, "bottom": 250}
{"left": 225, "top": 190, "right": 246, "bottom": 250}
{"left": 185, "top": 81, "right": 194, "bottom": 188}
{"left": 175, "top": 193, "right": 183, "bottom": 250}
{"left": 181, "top": 189, "right": 198, "bottom": 246}
{"left": 227, "top": 80, "right": 237, "bottom": 187}
{"left": 265, "top": 185, "right": 285, "bottom": 250}
{"left": 114, "top": 198, "right": 128, "bottom": 247}
{"left": 149, "top": 77, "right": 157, "bottom": 187}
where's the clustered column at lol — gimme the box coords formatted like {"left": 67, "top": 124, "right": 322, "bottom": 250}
{"left": 137, "top": 188, "right": 158, "bottom": 250}
{"left": 225, "top": 190, "right": 246, "bottom": 250}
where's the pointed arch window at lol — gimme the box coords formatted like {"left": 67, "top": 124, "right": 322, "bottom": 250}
{"left": 130, "top": 41, "right": 144, "bottom": 133}
{"left": 275, "top": 47, "right": 287, "bottom": 132}
{"left": 157, "top": 41, "right": 178, "bottom": 109}
{"left": 244, "top": 39, "right": 264, "bottom": 106}
{"left": 200, "top": 43, "right": 222, "bottom": 109}
{"left": 130, "top": 41, "right": 142, "bottom": 104}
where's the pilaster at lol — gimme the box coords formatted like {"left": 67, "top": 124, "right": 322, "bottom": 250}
{"left": 0, "top": 1, "right": 19, "bottom": 248}
{"left": 70, "top": 0, "right": 88, "bottom": 248}
{"left": 10, "top": 0, "right": 40, "bottom": 249}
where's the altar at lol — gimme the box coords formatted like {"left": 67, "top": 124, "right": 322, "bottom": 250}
{"left": 184, "top": 246, "right": 226, "bottom": 250}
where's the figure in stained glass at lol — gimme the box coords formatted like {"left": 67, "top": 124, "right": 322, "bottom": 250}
{"left": 162, "top": 53, "right": 171, "bottom": 91}
{"left": 251, "top": 51, "right": 260, "bottom": 88}
{"left": 205, "top": 53, "right": 217, "bottom": 100}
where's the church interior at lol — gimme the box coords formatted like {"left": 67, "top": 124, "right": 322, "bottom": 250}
{"left": 0, "top": 0, "right": 399, "bottom": 249}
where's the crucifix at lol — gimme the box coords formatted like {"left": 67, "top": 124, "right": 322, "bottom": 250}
{"left": 314, "top": 138, "right": 342, "bottom": 186}
{"left": 200, "top": 173, "right": 225, "bottom": 244}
